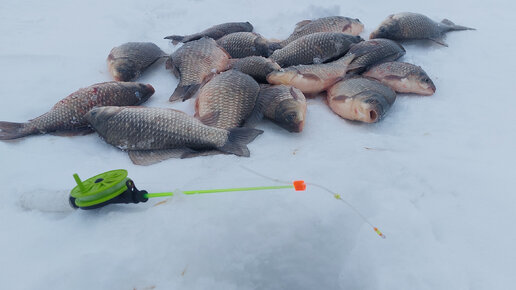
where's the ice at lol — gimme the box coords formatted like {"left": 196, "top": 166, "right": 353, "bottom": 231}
{"left": 1, "top": 0, "right": 515, "bottom": 289}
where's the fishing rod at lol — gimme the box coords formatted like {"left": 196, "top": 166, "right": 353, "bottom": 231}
{"left": 68, "top": 168, "right": 385, "bottom": 239}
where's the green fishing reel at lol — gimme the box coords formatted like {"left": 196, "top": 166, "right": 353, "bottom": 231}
{"left": 69, "top": 169, "right": 148, "bottom": 210}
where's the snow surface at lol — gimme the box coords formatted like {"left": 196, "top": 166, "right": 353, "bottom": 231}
{"left": 1, "top": 0, "right": 515, "bottom": 289}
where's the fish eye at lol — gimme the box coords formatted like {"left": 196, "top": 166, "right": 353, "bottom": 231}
{"left": 379, "top": 27, "right": 386, "bottom": 33}
{"left": 285, "top": 112, "right": 296, "bottom": 122}
{"left": 422, "top": 77, "right": 430, "bottom": 83}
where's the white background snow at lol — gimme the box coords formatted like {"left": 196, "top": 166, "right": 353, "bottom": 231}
{"left": 0, "top": 0, "right": 514, "bottom": 289}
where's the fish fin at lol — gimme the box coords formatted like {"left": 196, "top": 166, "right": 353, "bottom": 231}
{"left": 289, "top": 86, "right": 304, "bottom": 101}
{"left": 243, "top": 94, "right": 266, "bottom": 128}
{"left": 50, "top": 127, "right": 94, "bottom": 137}
{"left": 0, "top": 121, "right": 32, "bottom": 140}
{"left": 165, "top": 57, "right": 180, "bottom": 78}
{"left": 300, "top": 72, "right": 322, "bottom": 81}
{"left": 428, "top": 37, "right": 449, "bottom": 47}
{"left": 128, "top": 148, "right": 198, "bottom": 166}
{"left": 164, "top": 35, "right": 185, "bottom": 45}
{"left": 332, "top": 95, "right": 348, "bottom": 101}
{"left": 295, "top": 20, "right": 312, "bottom": 29}
{"left": 169, "top": 84, "right": 201, "bottom": 102}
{"left": 219, "top": 128, "right": 263, "bottom": 157}
{"left": 197, "top": 111, "right": 221, "bottom": 127}
{"left": 181, "top": 149, "right": 228, "bottom": 158}
{"left": 440, "top": 19, "right": 476, "bottom": 31}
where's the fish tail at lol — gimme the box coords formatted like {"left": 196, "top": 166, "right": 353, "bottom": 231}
{"left": 169, "top": 84, "right": 201, "bottom": 102}
{"left": 219, "top": 128, "right": 263, "bottom": 157}
{"left": 164, "top": 35, "right": 185, "bottom": 45}
{"left": 0, "top": 121, "right": 33, "bottom": 140}
{"left": 440, "top": 19, "right": 476, "bottom": 31}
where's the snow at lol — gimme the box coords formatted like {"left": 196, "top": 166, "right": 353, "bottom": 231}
{"left": 1, "top": 0, "right": 515, "bottom": 289}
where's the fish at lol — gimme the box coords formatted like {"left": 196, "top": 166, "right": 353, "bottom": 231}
{"left": 85, "top": 106, "right": 263, "bottom": 165}
{"left": 166, "top": 37, "right": 230, "bottom": 102}
{"left": 269, "top": 32, "right": 362, "bottom": 67}
{"left": 226, "top": 56, "right": 281, "bottom": 83}
{"left": 194, "top": 70, "right": 261, "bottom": 130}
{"left": 258, "top": 85, "right": 306, "bottom": 132}
{"left": 266, "top": 54, "right": 355, "bottom": 94}
{"left": 363, "top": 62, "right": 436, "bottom": 95}
{"left": 370, "top": 12, "right": 475, "bottom": 46}
{"left": 107, "top": 42, "right": 167, "bottom": 81}
{"left": 281, "top": 16, "right": 364, "bottom": 46}
{"left": 0, "top": 82, "right": 154, "bottom": 140}
{"left": 216, "top": 32, "right": 273, "bottom": 58}
{"left": 327, "top": 77, "right": 396, "bottom": 123}
{"left": 345, "top": 39, "right": 406, "bottom": 73}
{"left": 164, "top": 22, "right": 254, "bottom": 44}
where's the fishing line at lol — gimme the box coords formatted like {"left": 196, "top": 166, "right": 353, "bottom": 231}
{"left": 241, "top": 166, "right": 386, "bottom": 239}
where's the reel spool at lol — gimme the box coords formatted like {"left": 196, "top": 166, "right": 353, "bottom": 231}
{"left": 69, "top": 169, "right": 148, "bottom": 210}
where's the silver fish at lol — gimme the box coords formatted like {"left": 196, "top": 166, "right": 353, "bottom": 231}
{"left": 363, "top": 62, "right": 435, "bottom": 95}
{"left": 370, "top": 12, "right": 475, "bottom": 46}
{"left": 266, "top": 54, "right": 354, "bottom": 94}
{"left": 85, "top": 106, "right": 263, "bottom": 165}
{"left": 107, "top": 42, "right": 166, "bottom": 81}
{"left": 164, "top": 22, "right": 254, "bottom": 44}
{"left": 269, "top": 32, "right": 363, "bottom": 67}
{"left": 327, "top": 77, "right": 396, "bottom": 123}
{"left": 226, "top": 56, "right": 281, "bottom": 83}
{"left": 194, "top": 70, "right": 260, "bottom": 129}
{"left": 216, "top": 32, "right": 272, "bottom": 58}
{"left": 0, "top": 82, "right": 154, "bottom": 140}
{"left": 281, "top": 16, "right": 364, "bottom": 46}
{"left": 166, "top": 37, "right": 230, "bottom": 102}
{"left": 258, "top": 85, "right": 306, "bottom": 132}
{"left": 345, "top": 39, "right": 406, "bottom": 73}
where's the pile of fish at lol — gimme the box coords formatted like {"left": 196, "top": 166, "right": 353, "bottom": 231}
{"left": 0, "top": 12, "right": 474, "bottom": 165}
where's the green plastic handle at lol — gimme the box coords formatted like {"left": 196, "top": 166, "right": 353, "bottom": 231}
{"left": 143, "top": 185, "right": 294, "bottom": 199}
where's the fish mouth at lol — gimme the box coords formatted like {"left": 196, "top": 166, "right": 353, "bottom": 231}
{"left": 368, "top": 109, "right": 379, "bottom": 123}
{"left": 145, "top": 84, "right": 155, "bottom": 95}
{"left": 296, "top": 120, "right": 305, "bottom": 132}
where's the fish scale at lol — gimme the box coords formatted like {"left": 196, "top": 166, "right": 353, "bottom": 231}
{"left": 86, "top": 106, "right": 263, "bottom": 165}
{"left": 345, "top": 39, "right": 405, "bottom": 72}
{"left": 227, "top": 56, "right": 281, "bottom": 83}
{"left": 327, "top": 77, "right": 396, "bottom": 123}
{"left": 281, "top": 16, "right": 364, "bottom": 46}
{"left": 216, "top": 32, "right": 269, "bottom": 58}
{"left": 269, "top": 32, "right": 362, "bottom": 67}
{"left": 107, "top": 42, "right": 166, "bottom": 81}
{"left": 99, "top": 107, "right": 227, "bottom": 150}
{"left": 195, "top": 70, "right": 260, "bottom": 129}
{"left": 0, "top": 82, "right": 154, "bottom": 140}
{"left": 370, "top": 12, "right": 475, "bottom": 45}
{"left": 167, "top": 38, "right": 230, "bottom": 101}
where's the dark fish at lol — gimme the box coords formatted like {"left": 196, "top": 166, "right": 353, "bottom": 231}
{"left": 107, "top": 42, "right": 166, "bottom": 81}
{"left": 164, "top": 22, "right": 254, "bottom": 45}
{"left": 259, "top": 85, "right": 306, "bottom": 132}
{"left": 85, "top": 106, "right": 263, "bottom": 165}
{"left": 363, "top": 62, "right": 435, "bottom": 95}
{"left": 269, "top": 32, "right": 362, "bottom": 67}
{"left": 226, "top": 56, "right": 281, "bottom": 83}
{"left": 266, "top": 54, "right": 354, "bottom": 94}
{"left": 345, "top": 39, "right": 406, "bottom": 73}
{"left": 281, "top": 16, "right": 364, "bottom": 46}
{"left": 216, "top": 32, "right": 273, "bottom": 58}
{"left": 370, "top": 12, "right": 475, "bottom": 46}
{"left": 194, "top": 70, "right": 261, "bottom": 129}
{"left": 0, "top": 82, "right": 154, "bottom": 140}
{"left": 327, "top": 77, "right": 396, "bottom": 123}
{"left": 166, "top": 37, "right": 230, "bottom": 102}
